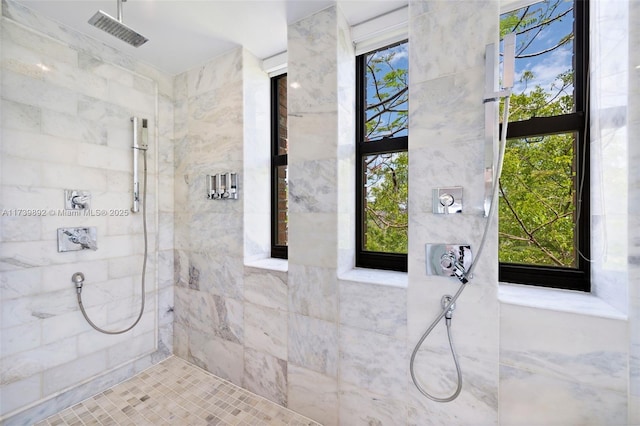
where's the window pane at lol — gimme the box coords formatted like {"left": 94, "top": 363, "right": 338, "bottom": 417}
{"left": 363, "top": 152, "right": 408, "bottom": 253}
{"left": 500, "top": 0, "right": 575, "bottom": 122}
{"left": 364, "top": 42, "right": 408, "bottom": 141}
{"left": 499, "top": 132, "right": 577, "bottom": 267}
{"left": 277, "top": 76, "right": 288, "bottom": 155}
{"left": 275, "top": 165, "right": 288, "bottom": 246}
{"left": 272, "top": 74, "right": 288, "bottom": 255}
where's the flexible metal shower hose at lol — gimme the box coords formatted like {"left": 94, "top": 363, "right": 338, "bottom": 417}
{"left": 410, "top": 95, "right": 511, "bottom": 402}
{"left": 409, "top": 284, "right": 465, "bottom": 402}
{"left": 76, "top": 149, "right": 148, "bottom": 334}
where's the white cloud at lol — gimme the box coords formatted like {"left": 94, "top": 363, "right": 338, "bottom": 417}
{"left": 512, "top": 46, "right": 573, "bottom": 95}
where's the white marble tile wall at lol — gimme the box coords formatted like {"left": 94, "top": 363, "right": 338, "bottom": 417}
{"left": 172, "top": 46, "right": 246, "bottom": 391}
{"left": 0, "top": 1, "right": 174, "bottom": 424}
{"left": 285, "top": 6, "right": 352, "bottom": 425}
{"left": 174, "top": 6, "right": 408, "bottom": 425}
{"left": 500, "top": 304, "right": 627, "bottom": 425}
{"left": 628, "top": 0, "right": 640, "bottom": 423}
{"left": 288, "top": 363, "right": 339, "bottom": 425}
{"left": 172, "top": 45, "right": 296, "bottom": 412}
{"left": 286, "top": 0, "right": 336, "bottom": 413}
{"left": 241, "top": 266, "right": 289, "bottom": 406}
{"left": 589, "top": 0, "right": 630, "bottom": 314}
{"left": 498, "top": 2, "right": 635, "bottom": 424}
{"left": 337, "top": 278, "right": 407, "bottom": 425}
{"left": 407, "top": 1, "right": 500, "bottom": 424}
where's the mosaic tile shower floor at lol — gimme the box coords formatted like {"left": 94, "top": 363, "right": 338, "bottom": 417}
{"left": 34, "top": 356, "right": 321, "bottom": 426}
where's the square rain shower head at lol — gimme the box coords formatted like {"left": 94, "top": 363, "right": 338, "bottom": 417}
{"left": 88, "top": 10, "right": 148, "bottom": 47}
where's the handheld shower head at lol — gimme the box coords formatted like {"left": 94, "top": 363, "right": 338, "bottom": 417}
{"left": 88, "top": 0, "right": 148, "bottom": 47}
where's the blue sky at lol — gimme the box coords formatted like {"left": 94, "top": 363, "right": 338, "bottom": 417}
{"left": 365, "top": 42, "right": 409, "bottom": 140}
{"left": 501, "top": 0, "right": 574, "bottom": 96}
{"left": 362, "top": 1, "right": 575, "bottom": 137}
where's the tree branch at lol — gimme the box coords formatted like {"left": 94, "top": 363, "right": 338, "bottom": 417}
{"left": 499, "top": 181, "right": 565, "bottom": 266}
{"left": 366, "top": 205, "right": 407, "bottom": 229}
{"left": 365, "top": 87, "right": 408, "bottom": 111}
{"left": 516, "top": 35, "right": 573, "bottom": 59}
{"left": 515, "top": 7, "right": 572, "bottom": 36}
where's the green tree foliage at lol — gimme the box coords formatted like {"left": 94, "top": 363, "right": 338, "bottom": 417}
{"left": 365, "top": 152, "right": 408, "bottom": 253}
{"left": 363, "top": 44, "right": 409, "bottom": 253}
{"left": 499, "top": 129, "right": 576, "bottom": 267}
{"left": 499, "top": 0, "right": 577, "bottom": 267}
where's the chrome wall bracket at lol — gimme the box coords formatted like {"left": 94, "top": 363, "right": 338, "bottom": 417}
{"left": 131, "top": 117, "right": 148, "bottom": 213}
{"left": 64, "top": 190, "right": 91, "bottom": 210}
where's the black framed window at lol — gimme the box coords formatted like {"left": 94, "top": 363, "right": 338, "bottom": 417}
{"left": 499, "top": 0, "right": 589, "bottom": 291}
{"left": 271, "top": 74, "right": 288, "bottom": 259}
{"left": 356, "top": 41, "right": 409, "bottom": 272}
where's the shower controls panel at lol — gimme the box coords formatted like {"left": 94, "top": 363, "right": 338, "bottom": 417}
{"left": 57, "top": 227, "right": 98, "bottom": 252}
{"left": 433, "top": 187, "right": 462, "bottom": 214}
{"left": 425, "top": 244, "right": 472, "bottom": 281}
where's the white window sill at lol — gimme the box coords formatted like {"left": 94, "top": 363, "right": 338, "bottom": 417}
{"left": 498, "top": 282, "right": 627, "bottom": 321}
{"left": 244, "top": 257, "right": 288, "bottom": 272}
{"left": 339, "top": 267, "right": 408, "bottom": 288}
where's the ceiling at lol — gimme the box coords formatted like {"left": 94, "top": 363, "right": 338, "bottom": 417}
{"left": 16, "top": 0, "right": 407, "bottom": 75}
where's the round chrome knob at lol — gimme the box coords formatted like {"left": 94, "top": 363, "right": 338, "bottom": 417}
{"left": 440, "top": 253, "right": 454, "bottom": 270}
{"left": 439, "top": 193, "right": 455, "bottom": 207}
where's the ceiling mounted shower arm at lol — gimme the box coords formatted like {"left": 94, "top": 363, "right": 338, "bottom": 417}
{"left": 116, "top": 0, "right": 122, "bottom": 23}
{"left": 117, "top": 0, "right": 124, "bottom": 22}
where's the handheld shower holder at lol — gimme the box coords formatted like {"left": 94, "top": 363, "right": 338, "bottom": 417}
{"left": 131, "top": 117, "right": 148, "bottom": 213}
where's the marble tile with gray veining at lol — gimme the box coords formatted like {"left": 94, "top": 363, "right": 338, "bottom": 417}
{"left": 243, "top": 347, "right": 287, "bottom": 406}
{"left": 499, "top": 364, "right": 627, "bottom": 426}
{"left": 186, "top": 48, "right": 242, "bottom": 97}
{"left": 340, "top": 326, "right": 407, "bottom": 397}
{"left": 289, "top": 264, "right": 338, "bottom": 322}
{"left": 339, "top": 279, "right": 406, "bottom": 338}
{"left": 408, "top": 350, "right": 500, "bottom": 426}
{"left": 500, "top": 304, "right": 628, "bottom": 391}
{"left": 287, "top": 364, "right": 338, "bottom": 426}
{"left": 186, "top": 250, "right": 243, "bottom": 300}
{"left": 288, "top": 159, "right": 338, "bottom": 214}
{"left": 288, "top": 7, "right": 339, "bottom": 116}
{"left": 244, "top": 302, "right": 287, "bottom": 360}
{"left": 187, "top": 328, "right": 244, "bottom": 386}
{"left": 287, "top": 213, "right": 337, "bottom": 268}
{"left": 244, "top": 267, "right": 288, "bottom": 311}
{"left": 288, "top": 313, "right": 338, "bottom": 378}
{"left": 181, "top": 290, "right": 243, "bottom": 344}
{"left": 339, "top": 381, "right": 407, "bottom": 426}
